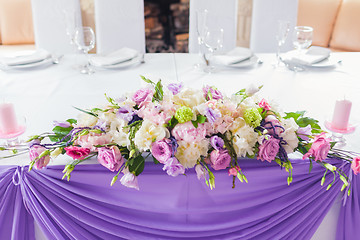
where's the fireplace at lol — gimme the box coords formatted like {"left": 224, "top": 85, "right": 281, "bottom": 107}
{"left": 144, "top": 0, "right": 189, "bottom": 53}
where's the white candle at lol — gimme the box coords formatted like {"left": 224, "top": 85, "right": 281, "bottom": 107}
{"left": 0, "top": 103, "right": 18, "bottom": 134}
{"left": 331, "top": 99, "right": 352, "bottom": 130}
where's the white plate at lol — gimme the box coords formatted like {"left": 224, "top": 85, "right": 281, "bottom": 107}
{"left": 225, "top": 55, "right": 259, "bottom": 68}
{"left": 306, "top": 57, "right": 338, "bottom": 68}
{"left": 1, "top": 57, "right": 53, "bottom": 70}
{"left": 92, "top": 55, "right": 141, "bottom": 69}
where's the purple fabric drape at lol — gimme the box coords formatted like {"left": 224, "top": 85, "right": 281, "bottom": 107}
{"left": 0, "top": 159, "right": 354, "bottom": 240}
{"left": 336, "top": 169, "right": 360, "bottom": 240}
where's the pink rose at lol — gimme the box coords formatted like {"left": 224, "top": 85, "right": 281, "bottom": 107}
{"left": 259, "top": 98, "right": 271, "bottom": 110}
{"left": 151, "top": 139, "right": 172, "bottom": 164}
{"left": 303, "top": 132, "right": 331, "bottom": 161}
{"left": 351, "top": 156, "right": 360, "bottom": 175}
{"left": 29, "top": 145, "right": 50, "bottom": 170}
{"left": 132, "top": 88, "right": 153, "bottom": 105}
{"left": 120, "top": 168, "right": 139, "bottom": 190}
{"left": 97, "top": 146, "right": 124, "bottom": 172}
{"left": 264, "top": 115, "right": 283, "bottom": 136}
{"left": 162, "top": 157, "right": 185, "bottom": 177}
{"left": 171, "top": 122, "right": 207, "bottom": 142}
{"left": 257, "top": 136, "right": 280, "bottom": 163}
{"left": 64, "top": 146, "right": 91, "bottom": 160}
{"left": 210, "top": 149, "right": 231, "bottom": 170}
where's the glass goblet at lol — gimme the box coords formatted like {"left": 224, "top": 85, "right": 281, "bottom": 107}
{"left": 194, "top": 9, "right": 208, "bottom": 68}
{"left": 275, "top": 20, "right": 290, "bottom": 67}
{"left": 203, "top": 28, "right": 224, "bottom": 73}
{"left": 74, "top": 27, "right": 96, "bottom": 74}
{"left": 293, "top": 26, "right": 313, "bottom": 54}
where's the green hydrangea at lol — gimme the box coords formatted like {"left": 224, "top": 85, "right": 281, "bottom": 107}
{"left": 244, "top": 108, "right": 262, "bottom": 128}
{"left": 175, "top": 106, "right": 193, "bottom": 123}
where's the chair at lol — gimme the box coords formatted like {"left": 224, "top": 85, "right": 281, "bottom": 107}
{"left": 31, "top": 0, "right": 82, "bottom": 54}
{"left": 250, "top": 0, "right": 298, "bottom": 53}
{"left": 94, "top": 0, "right": 145, "bottom": 54}
{"left": 188, "top": 0, "right": 238, "bottom": 54}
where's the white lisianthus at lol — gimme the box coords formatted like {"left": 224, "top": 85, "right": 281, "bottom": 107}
{"left": 50, "top": 147, "right": 62, "bottom": 159}
{"left": 109, "top": 130, "right": 129, "bottom": 147}
{"left": 232, "top": 125, "right": 258, "bottom": 157}
{"left": 245, "top": 84, "right": 260, "bottom": 96}
{"left": 280, "top": 118, "right": 299, "bottom": 154}
{"left": 175, "top": 139, "right": 209, "bottom": 168}
{"left": 134, "top": 120, "right": 170, "bottom": 151}
{"left": 173, "top": 88, "right": 206, "bottom": 108}
{"left": 77, "top": 113, "right": 98, "bottom": 127}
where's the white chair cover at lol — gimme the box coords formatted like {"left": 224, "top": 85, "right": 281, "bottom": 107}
{"left": 31, "top": 0, "right": 82, "bottom": 54}
{"left": 250, "top": 0, "right": 298, "bottom": 53}
{"left": 94, "top": 0, "right": 145, "bottom": 54}
{"left": 188, "top": 0, "right": 238, "bottom": 54}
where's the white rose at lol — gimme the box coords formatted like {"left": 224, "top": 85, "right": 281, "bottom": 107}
{"left": 134, "top": 120, "right": 170, "bottom": 151}
{"left": 175, "top": 139, "right": 209, "bottom": 168}
{"left": 173, "top": 88, "right": 205, "bottom": 108}
{"left": 232, "top": 125, "right": 258, "bottom": 157}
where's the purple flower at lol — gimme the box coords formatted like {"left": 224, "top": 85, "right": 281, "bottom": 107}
{"left": 168, "top": 137, "right": 178, "bottom": 155}
{"left": 205, "top": 107, "right": 221, "bottom": 124}
{"left": 128, "top": 114, "right": 142, "bottom": 125}
{"left": 120, "top": 168, "right": 139, "bottom": 190}
{"left": 210, "top": 149, "right": 231, "bottom": 170}
{"left": 29, "top": 145, "right": 50, "bottom": 170}
{"left": 257, "top": 136, "right": 280, "bottom": 163}
{"left": 97, "top": 146, "right": 124, "bottom": 172}
{"left": 53, "top": 121, "right": 71, "bottom": 128}
{"left": 95, "top": 119, "right": 107, "bottom": 131}
{"left": 151, "top": 139, "right": 173, "bottom": 164}
{"left": 210, "top": 135, "right": 224, "bottom": 150}
{"left": 162, "top": 157, "right": 185, "bottom": 177}
{"left": 167, "top": 83, "right": 183, "bottom": 95}
{"left": 203, "top": 85, "right": 223, "bottom": 100}
{"left": 297, "top": 124, "right": 312, "bottom": 141}
{"left": 117, "top": 105, "right": 136, "bottom": 122}
{"left": 195, "top": 164, "right": 207, "bottom": 180}
{"left": 132, "top": 88, "right": 153, "bottom": 105}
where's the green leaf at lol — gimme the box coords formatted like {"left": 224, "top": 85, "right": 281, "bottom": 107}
{"left": 191, "top": 115, "right": 207, "bottom": 128}
{"left": 165, "top": 116, "right": 178, "bottom": 129}
{"left": 235, "top": 88, "right": 246, "bottom": 96}
{"left": 296, "top": 117, "right": 322, "bottom": 133}
{"left": 66, "top": 119, "right": 77, "bottom": 124}
{"left": 284, "top": 111, "right": 306, "bottom": 121}
{"left": 191, "top": 121, "right": 198, "bottom": 128}
{"left": 152, "top": 80, "right": 164, "bottom": 102}
{"left": 128, "top": 155, "right": 145, "bottom": 176}
{"left": 309, "top": 159, "right": 313, "bottom": 173}
{"left": 140, "top": 75, "right": 155, "bottom": 85}
{"left": 152, "top": 156, "right": 160, "bottom": 164}
{"left": 73, "top": 106, "right": 98, "bottom": 117}
{"left": 52, "top": 126, "right": 73, "bottom": 136}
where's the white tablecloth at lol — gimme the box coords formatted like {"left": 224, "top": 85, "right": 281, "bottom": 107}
{"left": 1, "top": 52, "right": 359, "bottom": 240}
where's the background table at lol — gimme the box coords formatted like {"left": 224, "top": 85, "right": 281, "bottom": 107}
{"left": 0, "top": 52, "right": 359, "bottom": 239}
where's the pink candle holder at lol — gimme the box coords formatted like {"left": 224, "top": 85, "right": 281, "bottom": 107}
{"left": 0, "top": 103, "right": 26, "bottom": 147}
{"left": 325, "top": 99, "right": 355, "bottom": 147}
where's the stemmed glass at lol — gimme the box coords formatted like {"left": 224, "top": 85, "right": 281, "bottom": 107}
{"left": 202, "top": 28, "right": 224, "bottom": 73}
{"left": 74, "top": 27, "right": 96, "bottom": 74}
{"left": 293, "top": 26, "right": 313, "bottom": 54}
{"left": 63, "top": 9, "right": 79, "bottom": 45}
{"left": 275, "top": 20, "right": 290, "bottom": 66}
{"left": 194, "top": 9, "right": 208, "bottom": 68}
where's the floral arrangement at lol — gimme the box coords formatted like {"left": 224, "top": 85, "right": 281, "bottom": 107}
{"left": 2, "top": 76, "right": 359, "bottom": 192}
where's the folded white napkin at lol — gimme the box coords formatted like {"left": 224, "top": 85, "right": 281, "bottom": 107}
{"left": 0, "top": 49, "right": 51, "bottom": 66}
{"left": 213, "top": 47, "right": 253, "bottom": 65}
{"left": 284, "top": 46, "right": 331, "bottom": 66}
{"left": 90, "top": 48, "right": 139, "bottom": 67}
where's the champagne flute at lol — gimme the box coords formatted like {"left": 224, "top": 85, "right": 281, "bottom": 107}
{"left": 194, "top": 9, "right": 208, "bottom": 68}
{"left": 74, "top": 27, "right": 96, "bottom": 74}
{"left": 275, "top": 20, "right": 290, "bottom": 66}
{"left": 203, "top": 28, "right": 224, "bottom": 73}
{"left": 293, "top": 26, "right": 313, "bottom": 54}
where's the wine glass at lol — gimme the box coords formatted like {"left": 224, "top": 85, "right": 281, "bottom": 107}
{"left": 293, "top": 26, "right": 313, "bottom": 54}
{"left": 275, "top": 20, "right": 290, "bottom": 66}
{"left": 194, "top": 9, "right": 208, "bottom": 68}
{"left": 63, "top": 9, "right": 78, "bottom": 45}
{"left": 202, "top": 28, "right": 224, "bottom": 73}
{"left": 74, "top": 27, "right": 96, "bottom": 74}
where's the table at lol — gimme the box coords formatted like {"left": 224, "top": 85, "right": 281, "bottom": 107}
{"left": 0, "top": 52, "right": 359, "bottom": 239}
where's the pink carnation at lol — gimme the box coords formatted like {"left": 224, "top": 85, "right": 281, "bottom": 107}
{"left": 259, "top": 99, "right": 271, "bottom": 110}
{"left": 302, "top": 132, "right": 331, "bottom": 162}
{"left": 29, "top": 145, "right": 50, "bottom": 170}
{"left": 171, "top": 122, "right": 207, "bottom": 142}
{"left": 64, "top": 146, "right": 91, "bottom": 160}
{"left": 351, "top": 156, "right": 360, "bottom": 175}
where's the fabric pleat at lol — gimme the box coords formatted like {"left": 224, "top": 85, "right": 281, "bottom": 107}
{"left": 0, "top": 159, "right": 355, "bottom": 240}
